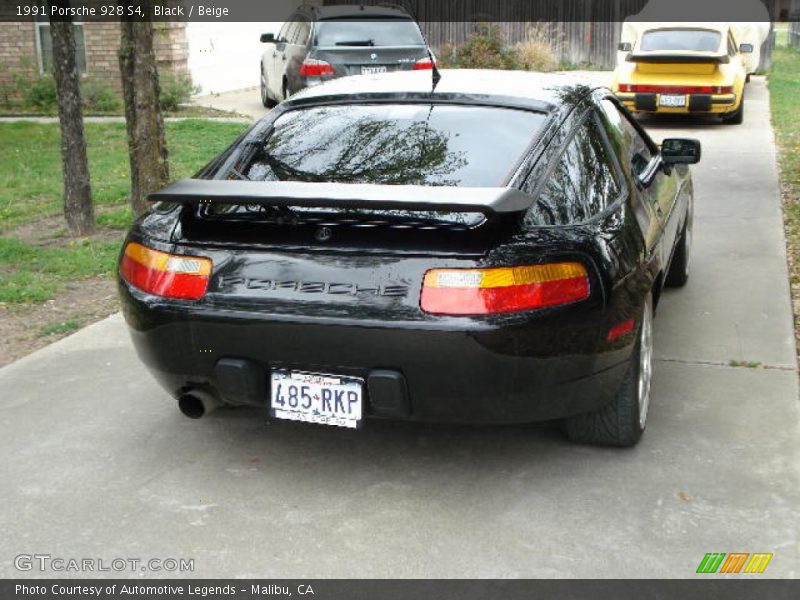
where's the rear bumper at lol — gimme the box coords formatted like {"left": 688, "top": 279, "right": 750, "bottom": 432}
{"left": 616, "top": 92, "right": 738, "bottom": 114}
{"left": 119, "top": 281, "right": 633, "bottom": 425}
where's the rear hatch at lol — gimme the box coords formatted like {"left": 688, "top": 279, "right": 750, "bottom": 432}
{"left": 147, "top": 101, "right": 553, "bottom": 323}
{"left": 312, "top": 17, "right": 428, "bottom": 75}
{"left": 630, "top": 27, "right": 727, "bottom": 76}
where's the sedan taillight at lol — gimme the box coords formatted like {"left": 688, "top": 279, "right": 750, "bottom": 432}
{"left": 413, "top": 57, "right": 435, "bottom": 70}
{"left": 420, "top": 263, "right": 589, "bottom": 315}
{"left": 120, "top": 242, "right": 212, "bottom": 300}
{"left": 299, "top": 58, "right": 335, "bottom": 77}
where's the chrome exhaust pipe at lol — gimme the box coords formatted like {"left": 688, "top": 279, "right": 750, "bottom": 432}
{"left": 178, "top": 390, "right": 220, "bottom": 419}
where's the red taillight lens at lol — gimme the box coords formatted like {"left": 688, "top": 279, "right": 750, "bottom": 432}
{"left": 299, "top": 58, "right": 334, "bottom": 77}
{"left": 120, "top": 242, "right": 212, "bottom": 300}
{"left": 621, "top": 84, "right": 734, "bottom": 95}
{"left": 413, "top": 57, "right": 435, "bottom": 70}
{"left": 420, "top": 263, "right": 590, "bottom": 315}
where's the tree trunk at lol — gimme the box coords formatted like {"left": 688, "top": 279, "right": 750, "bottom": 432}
{"left": 50, "top": 10, "right": 94, "bottom": 236}
{"left": 119, "top": 8, "right": 169, "bottom": 217}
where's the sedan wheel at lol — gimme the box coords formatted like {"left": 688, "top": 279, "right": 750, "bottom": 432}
{"left": 564, "top": 293, "right": 654, "bottom": 447}
{"left": 260, "top": 70, "right": 276, "bottom": 108}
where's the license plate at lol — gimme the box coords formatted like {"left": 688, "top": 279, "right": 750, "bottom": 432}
{"left": 361, "top": 66, "right": 387, "bottom": 75}
{"left": 270, "top": 370, "right": 363, "bottom": 429}
{"left": 659, "top": 94, "right": 687, "bottom": 107}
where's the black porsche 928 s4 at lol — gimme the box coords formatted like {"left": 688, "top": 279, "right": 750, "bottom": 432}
{"left": 118, "top": 70, "right": 699, "bottom": 447}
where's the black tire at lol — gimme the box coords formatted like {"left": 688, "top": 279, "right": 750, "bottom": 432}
{"left": 723, "top": 98, "right": 744, "bottom": 125}
{"left": 260, "top": 69, "right": 276, "bottom": 108}
{"left": 746, "top": 73, "right": 751, "bottom": 83}
{"left": 665, "top": 217, "right": 691, "bottom": 288}
{"left": 564, "top": 294, "right": 654, "bottom": 447}
{"left": 282, "top": 80, "right": 290, "bottom": 102}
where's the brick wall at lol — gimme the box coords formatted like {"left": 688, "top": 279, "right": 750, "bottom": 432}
{"left": 0, "top": 22, "right": 37, "bottom": 104}
{"left": 0, "top": 21, "right": 188, "bottom": 104}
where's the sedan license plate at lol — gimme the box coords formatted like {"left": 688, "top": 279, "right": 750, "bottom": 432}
{"left": 270, "top": 370, "right": 363, "bottom": 429}
{"left": 659, "top": 94, "right": 687, "bottom": 107}
{"left": 361, "top": 65, "right": 387, "bottom": 75}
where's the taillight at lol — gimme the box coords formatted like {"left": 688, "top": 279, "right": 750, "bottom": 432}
{"left": 413, "top": 57, "right": 435, "bottom": 70}
{"left": 299, "top": 58, "right": 334, "bottom": 77}
{"left": 120, "top": 242, "right": 212, "bottom": 300}
{"left": 620, "top": 84, "right": 733, "bottom": 95}
{"left": 420, "top": 263, "right": 590, "bottom": 315}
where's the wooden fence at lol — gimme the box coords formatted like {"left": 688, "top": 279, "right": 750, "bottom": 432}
{"left": 420, "top": 21, "right": 627, "bottom": 68}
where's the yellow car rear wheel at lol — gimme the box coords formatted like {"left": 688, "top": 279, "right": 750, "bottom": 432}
{"left": 722, "top": 98, "right": 745, "bottom": 125}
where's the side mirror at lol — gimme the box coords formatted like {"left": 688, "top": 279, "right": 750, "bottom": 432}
{"left": 260, "top": 33, "right": 276, "bottom": 43}
{"left": 618, "top": 42, "right": 632, "bottom": 52}
{"left": 661, "top": 138, "right": 701, "bottom": 165}
{"left": 739, "top": 43, "right": 754, "bottom": 54}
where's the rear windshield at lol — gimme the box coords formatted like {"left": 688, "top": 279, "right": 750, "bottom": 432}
{"left": 640, "top": 29, "right": 722, "bottom": 52}
{"left": 214, "top": 104, "right": 546, "bottom": 187}
{"left": 315, "top": 19, "right": 425, "bottom": 47}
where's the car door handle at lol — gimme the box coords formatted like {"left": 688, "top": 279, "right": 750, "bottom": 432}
{"left": 272, "top": 52, "right": 277, "bottom": 58}
{"left": 282, "top": 55, "right": 287, "bottom": 61}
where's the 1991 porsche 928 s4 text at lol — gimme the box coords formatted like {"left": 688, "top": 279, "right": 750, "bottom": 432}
{"left": 118, "top": 70, "right": 700, "bottom": 446}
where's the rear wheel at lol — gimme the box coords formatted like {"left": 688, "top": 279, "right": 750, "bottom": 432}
{"left": 564, "top": 293, "right": 654, "bottom": 447}
{"left": 260, "top": 69, "right": 276, "bottom": 108}
{"left": 723, "top": 98, "right": 744, "bottom": 125}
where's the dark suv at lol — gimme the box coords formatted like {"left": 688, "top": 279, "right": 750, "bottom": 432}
{"left": 259, "top": 4, "right": 432, "bottom": 107}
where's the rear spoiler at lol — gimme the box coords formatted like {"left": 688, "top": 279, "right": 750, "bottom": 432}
{"left": 626, "top": 52, "right": 730, "bottom": 64}
{"left": 148, "top": 179, "right": 535, "bottom": 216}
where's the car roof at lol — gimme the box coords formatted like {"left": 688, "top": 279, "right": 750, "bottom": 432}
{"left": 299, "top": 4, "right": 413, "bottom": 21}
{"left": 287, "top": 69, "right": 602, "bottom": 113}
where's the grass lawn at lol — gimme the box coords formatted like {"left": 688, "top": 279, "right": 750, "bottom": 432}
{"left": 0, "top": 119, "right": 247, "bottom": 364}
{"left": 768, "top": 45, "right": 800, "bottom": 363}
{"left": 0, "top": 120, "right": 246, "bottom": 231}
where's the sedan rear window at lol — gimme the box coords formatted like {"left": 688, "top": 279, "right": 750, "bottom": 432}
{"left": 217, "top": 104, "right": 546, "bottom": 187}
{"left": 315, "top": 19, "right": 425, "bottom": 47}
{"left": 640, "top": 29, "right": 722, "bottom": 53}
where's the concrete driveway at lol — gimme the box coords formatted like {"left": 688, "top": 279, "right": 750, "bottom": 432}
{"left": 2, "top": 77, "right": 797, "bottom": 579}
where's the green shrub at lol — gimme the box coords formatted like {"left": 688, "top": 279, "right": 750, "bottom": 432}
{"left": 21, "top": 73, "right": 58, "bottom": 111}
{"left": 81, "top": 77, "right": 121, "bottom": 113}
{"left": 159, "top": 71, "right": 198, "bottom": 112}
{"left": 513, "top": 24, "right": 560, "bottom": 72}
{"left": 438, "top": 23, "right": 518, "bottom": 70}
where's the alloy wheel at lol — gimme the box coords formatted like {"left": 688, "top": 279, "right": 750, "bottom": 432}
{"left": 638, "top": 296, "right": 654, "bottom": 429}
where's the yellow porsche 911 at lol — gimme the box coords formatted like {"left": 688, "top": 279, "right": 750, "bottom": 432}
{"left": 612, "top": 23, "right": 753, "bottom": 124}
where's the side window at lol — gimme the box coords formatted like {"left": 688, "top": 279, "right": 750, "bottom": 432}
{"left": 524, "top": 116, "right": 621, "bottom": 227}
{"left": 598, "top": 98, "right": 654, "bottom": 177}
{"left": 278, "top": 21, "right": 291, "bottom": 43}
{"left": 294, "top": 19, "right": 311, "bottom": 46}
